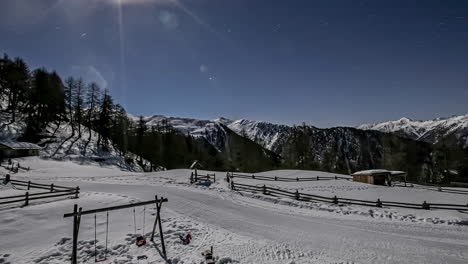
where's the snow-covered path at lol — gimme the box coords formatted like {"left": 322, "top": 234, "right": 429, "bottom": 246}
{"left": 53, "top": 180, "right": 468, "bottom": 264}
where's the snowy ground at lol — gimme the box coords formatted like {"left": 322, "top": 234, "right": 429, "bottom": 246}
{"left": 1, "top": 158, "right": 468, "bottom": 263}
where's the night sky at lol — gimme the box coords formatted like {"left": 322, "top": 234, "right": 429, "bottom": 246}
{"left": 1, "top": 0, "right": 467, "bottom": 127}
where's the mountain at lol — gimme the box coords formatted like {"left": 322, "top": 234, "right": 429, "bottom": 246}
{"left": 130, "top": 114, "right": 452, "bottom": 182}
{"left": 127, "top": 114, "right": 280, "bottom": 172}
{"left": 358, "top": 115, "right": 468, "bottom": 148}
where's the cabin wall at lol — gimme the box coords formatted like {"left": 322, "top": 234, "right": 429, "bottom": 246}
{"left": 353, "top": 175, "right": 374, "bottom": 184}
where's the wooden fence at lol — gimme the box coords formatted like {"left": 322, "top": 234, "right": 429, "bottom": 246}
{"left": 190, "top": 172, "right": 216, "bottom": 184}
{"left": 0, "top": 177, "right": 79, "bottom": 207}
{"left": 229, "top": 181, "right": 468, "bottom": 211}
{"left": 393, "top": 182, "right": 468, "bottom": 196}
{"left": 226, "top": 172, "right": 351, "bottom": 183}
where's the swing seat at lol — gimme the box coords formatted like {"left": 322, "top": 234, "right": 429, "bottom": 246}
{"left": 136, "top": 236, "right": 146, "bottom": 247}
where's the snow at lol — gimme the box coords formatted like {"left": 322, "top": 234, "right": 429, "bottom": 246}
{"left": 1, "top": 158, "right": 468, "bottom": 263}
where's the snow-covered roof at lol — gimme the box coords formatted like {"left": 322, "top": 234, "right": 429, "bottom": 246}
{"left": 390, "top": 171, "right": 407, "bottom": 176}
{"left": 352, "top": 169, "right": 407, "bottom": 176}
{"left": 351, "top": 169, "right": 390, "bottom": 176}
{"left": 0, "top": 140, "right": 42, "bottom": 150}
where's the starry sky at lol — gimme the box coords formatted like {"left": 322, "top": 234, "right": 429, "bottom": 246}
{"left": 1, "top": 0, "right": 467, "bottom": 127}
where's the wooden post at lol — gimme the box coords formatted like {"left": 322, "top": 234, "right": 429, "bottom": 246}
{"left": 158, "top": 200, "right": 167, "bottom": 258}
{"left": 376, "top": 199, "right": 382, "bottom": 208}
{"left": 230, "top": 180, "right": 234, "bottom": 190}
{"left": 262, "top": 185, "right": 267, "bottom": 195}
{"left": 24, "top": 192, "right": 29, "bottom": 206}
{"left": 4, "top": 174, "right": 10, "bottom": 184}
{"left": 190, "top": 172, "right": 193, "bottom": 184}
{"left": 71, "top": 205, "right": 82, "bottom": 264}
{"left": 295, "top": 190, "right": 300, "bottom": 200}
{"left": 151, "top": 196, "right": 160, "bottom": 242}
{"left": 75, "top": 187, "right": 80, "bottom": 199}
{"left": 50, "top": 183, "right": 55, "bottom": 192}
{"left": 150, "top": 196, "right": 167, "bottom": 258}
{"left": 335, "top": 176, "right": 337, "bottom": 180}
{"left": 422, "top": 201, "right": 430, "bottom": 210}
{"left": 213, "top": 174, "right": 216, "bottom": 183}
{"left": 27, "top": 180, "right": 31, "bottom": 190}
{"left": 274, "top": 176, "right": 277, "bottom": 181}
{"left": 296, "top": 177, "right": 299, "bottom": 182}
{"left": 317, "top": 176, "right": 320, "bottom": 181}
{"left": 333, "top": 195, "right": 338, "bottom": 204}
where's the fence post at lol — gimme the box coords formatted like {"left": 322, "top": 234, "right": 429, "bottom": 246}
{"left": 24, "top": 192, "right": 29, "bottom": 206}
{"left": 27, "top": 180, "right": 31, "bottom": 190}
{"left": 274, "top": 176, "right": 277, "bottom": 181}
{"left": 296, "top": 177, "right": 299, "bottom": 182}
{"left": 335, "top": 176, "right": 337, "bottom": 180}
{"left": 376, "top": 199, "right": 382, "bottom": 208}
{"left": 333, "top": 195, "right": 338, "bottom": 204}
{"left": 213, "top": 174, "right": 216, "bottom": 183}
{"left": 252, "top": 175, "right": 255, "bottom": 179}
{"left": 262, "top": 185, "right": 267, "bottom": 195}
{"left": 75, "top": 187, "right": 80, "bottom": 199}
{"left": 438, "top": 187, "right": 442, "bottom": 192}
{"left": 230, "top": 180, "right": 235, "bottom": 191}
{"left": 190, "top": 172, "right": 193, "bottom": 184}
{"left": 295, "top": 190, "right": 300, "bottom": 200}
{"left": 50, "top": 183, "right": 54, "bottom": 192}
{"left": 422, "top": 201, "right": 430, "bottom": 210}
{"left": 4, "top": 174, "right": 10, "bottom": 184}
{"left": 317, "top": 176, "right": 320, "bottom": 181}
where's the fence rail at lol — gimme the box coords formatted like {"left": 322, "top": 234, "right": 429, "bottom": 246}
{"left": 229, "top": 181, "right": 468, "bottom": 211}
{"left": 190, "top": 172, "right": 216, "bottom": 184}
{"left": 0, "top": 177, "right": 79, "bottom": 207}
{"left": 226, "top": 172, "right": 351, "bottom": 183}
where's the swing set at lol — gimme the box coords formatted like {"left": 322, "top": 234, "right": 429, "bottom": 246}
{"left": 64, "top": 195, "right": 168, "bottom": 264}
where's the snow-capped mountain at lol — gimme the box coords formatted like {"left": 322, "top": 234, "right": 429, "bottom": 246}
{"left": 358, "top": 115, "right": 468, "bottom": 148}
{"left": 129, "top": 114, "right": 438, "bottom": 177}
{"left": 128, "top": 114, "right": 292, "bottom": 152}
{"left": 127, "top": 114, "right": 233, "bottom": 151}
{"left": 227, "top": 119, "right": 291, "bottom": 153}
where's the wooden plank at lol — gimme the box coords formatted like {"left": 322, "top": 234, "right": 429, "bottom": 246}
{"left": 64, "top": 198, "right": 168, "bottom": 218}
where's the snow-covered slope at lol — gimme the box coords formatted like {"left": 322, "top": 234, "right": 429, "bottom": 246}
{"left": 2, "top": 161, "right": 468, "bottom": 263}
{"left": 127, "top": 114, "right": 233, "bottom": 151}
{"left": 128, "top": 114, "right": 291, "bottom": 153}
{"left": 227, "top": 119, "right": 291, "bottom": 152}
{"left": 0, "top": 113, "right": 158, "bottom": 172}
{"left": 358, "top": 114, "right": 468, "bottom": 147}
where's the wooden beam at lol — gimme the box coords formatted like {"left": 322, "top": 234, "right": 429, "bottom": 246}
{"left": 64, "top": 198, "right": 168, "bottom": 218}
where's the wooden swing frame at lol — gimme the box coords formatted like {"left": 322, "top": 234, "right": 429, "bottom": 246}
{"left": 64, "top": 195, "right": 168, "bottom": 264}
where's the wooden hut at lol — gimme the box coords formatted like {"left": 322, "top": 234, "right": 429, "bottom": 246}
{"left": 0, "top": 140, "right": 41, "bottom": 159}
{"left": 351, "top": 169, "right": 390, "bottom": 185}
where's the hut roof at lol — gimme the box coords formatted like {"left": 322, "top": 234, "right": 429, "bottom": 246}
{"left": 351, "top": 169, "right": 390, "bottom": 176}
{"left": 389, "top": 171, "right": 407, "bottom": 176}
{"left": 189, "top": 160, "right": 203, "bottom": 169}
{"left": 0, "top": 140, "right": 42, "bottom": 150}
